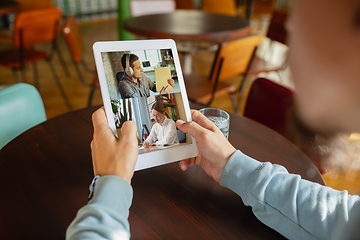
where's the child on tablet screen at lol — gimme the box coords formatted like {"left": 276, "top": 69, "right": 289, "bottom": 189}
{"left": 143, "top": 101, "right": 179, "bottom": 147}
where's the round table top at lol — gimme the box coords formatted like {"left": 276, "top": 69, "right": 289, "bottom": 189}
{"left": 123, "top": 10, "right": 251, "bottom": 41}
{"left": 0, "top": 105, "right": 324, "bottom": 239}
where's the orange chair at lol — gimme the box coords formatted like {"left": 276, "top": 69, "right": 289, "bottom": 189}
{"left": 201, "top": 0, "right": 237, "bottom": 16}
{"left": 174, "top": 0, "right": 194, "bottom": 9}
{"left": 0, "top": 7, "right": 72, "bottom": 109}
{"left": 0, "top": 0, "right": 70, "bottom": 77}
{"left": 16, "top": 0, "right": 53, "bottom": 12}
{"left": 184, "top": 34, "right": 263, "bottom": 112}
{"left": 0, "top": 0, "right": 52, "bottom": 37}
{"left": 245, "top": 0, "right": 276, "bottom": 20}
{"left": 63, "top": 14, "right": 99, "bottom": 107}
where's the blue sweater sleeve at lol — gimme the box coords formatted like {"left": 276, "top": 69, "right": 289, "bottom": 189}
{"left": 66, "top": 176, "right": 132, "bottom": 240}
{"left": 220, "top": 150, "right": 360, "bottom": 240}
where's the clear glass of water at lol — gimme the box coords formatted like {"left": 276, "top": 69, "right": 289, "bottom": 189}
{"left": 199, "top": 108, "right": 230, "bottom": 139}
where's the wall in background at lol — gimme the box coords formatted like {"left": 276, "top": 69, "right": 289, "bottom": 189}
{"left": 54, "top": 0, "right": 118, "bottom": 21}
{"left": 101, "top": 52, "right": 119, "bottom": 101}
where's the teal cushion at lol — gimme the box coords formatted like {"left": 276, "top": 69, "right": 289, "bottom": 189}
{"left": 0, "top": 83, "right": 46, "bottom": 149}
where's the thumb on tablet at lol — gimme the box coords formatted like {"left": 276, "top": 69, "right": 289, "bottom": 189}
{"left": 91, "top": 108, "right": 139, "bottom": 183}
{"left": 120, "top": 121, "right": 137, "bottom": 140}
{"left": 190, "top": 110, "right": 218, "bottom": 132}
{"left": 176, "top": 119, "right": 209, "bottom": 140}
{"left": 176, "top": 110, "right": 218, "bottom": 140}
{"left": 92, "top": 107, "right": 114, "bottom": 138}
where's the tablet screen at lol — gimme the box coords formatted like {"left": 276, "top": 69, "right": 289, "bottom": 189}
{"left": 100, "top": 48, "right": 192, "bottom": 155}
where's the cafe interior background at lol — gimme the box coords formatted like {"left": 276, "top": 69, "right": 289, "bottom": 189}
{"left": 0, "top": 0, "right": 360, "bottom": 194}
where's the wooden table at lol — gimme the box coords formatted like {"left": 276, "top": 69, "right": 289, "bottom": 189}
{"left": 0, "top": 106, "right": 325, "bottom": 239}
{"left": 123, "top": 10, "right": 251, "bottom": 42}
{"left": 123, "top": 10, "right": 251, "bottom": 74}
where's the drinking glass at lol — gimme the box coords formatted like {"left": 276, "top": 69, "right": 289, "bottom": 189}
{"left": 199, "top": 108, "right": 230, "bottom": 139}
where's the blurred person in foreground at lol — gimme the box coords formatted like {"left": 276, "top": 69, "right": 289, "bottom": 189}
{"left": 66, "top": 1, "right": 360, "bottom": 239}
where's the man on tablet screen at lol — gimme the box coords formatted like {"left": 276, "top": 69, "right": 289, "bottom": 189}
{"left": 118, "top": 53, "right": 174, "bottom": 98}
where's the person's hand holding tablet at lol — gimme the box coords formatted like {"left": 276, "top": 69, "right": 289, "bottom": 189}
{"left": 91, "top": 107, "right": 237, "bottom": 184}
{"left": 91, "top": 107, "right": 138, "bottom": 183}
{"left": 92, "top": 39, "right": 198, "bottom": 171}
{"left": 176, "top": 110, "right": 236, "bottom": 183}
{"left": 68, "top": 39, "right": 240, "bottom": 240}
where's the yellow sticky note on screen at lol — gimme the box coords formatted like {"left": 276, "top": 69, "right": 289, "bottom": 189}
{"left": 155, "top": 67, "right": 173, "bottom": 93}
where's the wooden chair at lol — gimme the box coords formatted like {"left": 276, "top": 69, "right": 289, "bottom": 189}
{"left": 63, "top": 14, "right": 99, "bottom": 107}
{"left": 201, "top": 0, "right": 237, "bottom": 16}
{"left": 0, "top": 0, "right": 52, "bottom": 35}
{"left": 174, "top": 0, "right": 194, "bottom": 9}
{"left": 184, "top": 34, "right": 263, "bottom": 112}
{"left": 0, "top": 28, "right": 13, "bottom": 44}
{"left": 0, "top": 0, "right": 53, "bottom": 43}
{"left": 251, "top": 0, "right": 276, "bottom": 19}
{"left": 0, "top": 0, "right": 70, "bottom": 77}
{"left": 16, "top": 0, "right": 53, "bottom": 12}
{"left": 0, "top": 7, "right": 72, "bottom": 109}
{"left": 266, "top": 10, "right": 288, "bottom": 45}
{"left": 245, "top": 10, "right": 289, "bottom": 84}
{"left": 263, "top": 10, "right": 288, "bottom": 60}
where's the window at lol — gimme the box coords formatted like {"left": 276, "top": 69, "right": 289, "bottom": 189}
{"left": 130, "top": 50, "right": 161, "bottom": 68}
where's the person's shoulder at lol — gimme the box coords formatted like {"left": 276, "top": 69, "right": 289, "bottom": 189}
{"left": 118, "top": 80, "right": 135, "bottom": 98}
{"left": 142, "top": 72, "right": 149, "bottom": 79}
{"left": 116, "top": 72, "right": 126, "bottom": 83}
{"left": 119, "top": 79, "right": 131, "bottom": 89}
{"left": 117, "top": 71, "right": 125, "bottom": 78}
{"left": 165, "top": 117, "right": 175, "bottom": 125}
{"left": 151, "top": 122, "right": 160, "bottom": 131}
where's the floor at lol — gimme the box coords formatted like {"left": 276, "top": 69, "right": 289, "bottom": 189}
{"left": 1, "top": 19, "right": 360, "bottom": 195}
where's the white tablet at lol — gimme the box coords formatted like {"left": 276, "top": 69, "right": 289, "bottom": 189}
{"left": 93, "top": 39, "right": 198, "bottom": 171}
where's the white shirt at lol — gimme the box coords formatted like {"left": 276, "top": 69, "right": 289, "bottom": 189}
{"left": 145, "top": 116, "right": 179, "bottom": 146}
